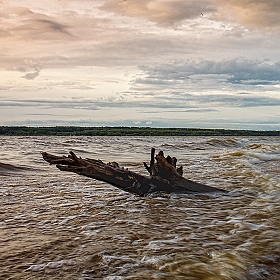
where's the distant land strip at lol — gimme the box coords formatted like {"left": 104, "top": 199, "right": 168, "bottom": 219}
{"left": 0, "top": 126, "right": 279, "bottom": 136}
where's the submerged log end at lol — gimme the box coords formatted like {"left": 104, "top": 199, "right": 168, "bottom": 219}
{"left": 42, "top": 152, "right": 69, "bottom": 165}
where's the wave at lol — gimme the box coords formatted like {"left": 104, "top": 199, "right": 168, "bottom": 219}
{"left": 215, "top": 143, "right": 280, "bottom": 179}
{"left": 244, "top": 151, "right": 280, "bottom": 163}
{"left": 159, "top": 138, "right": 244, "bottom": 150}
{"left": 221, "top": 148, "right": 280, "bottom": 163}
{"left": 0, "top": 162, "right": 27, "bottom": 172}
{"left": 203, "top": 138, "right": 242, "bottom": 148}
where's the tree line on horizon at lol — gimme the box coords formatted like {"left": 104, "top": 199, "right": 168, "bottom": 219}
{"left": 0, "top": 126, "right": 278, "bottom": 136}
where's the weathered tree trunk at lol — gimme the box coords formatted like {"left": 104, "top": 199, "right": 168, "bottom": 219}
{"left": 42, "top": 148, "right": 226, "bottom": 196}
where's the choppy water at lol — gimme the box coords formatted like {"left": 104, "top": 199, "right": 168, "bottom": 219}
{"left": 0, "top": 136, "right": 279, "bottom": 280}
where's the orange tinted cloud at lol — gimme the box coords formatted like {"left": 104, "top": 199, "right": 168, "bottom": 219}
{"left": 214, "top": 0, "right": 280, "bottom": 29}
{"left": 102, "top": 0, "right": 214, "bottom": 25}
{"left": 102, "top": 0, "right": 280, "bottom": 30}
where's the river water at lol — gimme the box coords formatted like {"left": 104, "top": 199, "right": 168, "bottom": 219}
{"left": 0, "top": 136, "right": 279, "bottom": 280}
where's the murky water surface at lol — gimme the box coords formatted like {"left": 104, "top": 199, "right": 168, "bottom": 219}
{"left": 0, "top": 136, "right": 279, "bottom": 280}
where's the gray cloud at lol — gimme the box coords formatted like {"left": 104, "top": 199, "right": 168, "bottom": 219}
{"left": 35, "top": 19, "right": 70, "bottom": 34}
{"left": 15, "top": 18, "right": 74, "bottom": 40}
{"left": 134, "top": 58, "right": 280, "bottom": 87}
{"left": 21, "top": 70, "right": 40, "bottom": 80}
{"left": 196, "top": 94, "right": 280, "bottom": 108}
{"left": 18, "top": 65, "right": 41, "bottom": 80}
{"left": 1, "top": 92, "right": 279, "bottom": 111}
{"left": 0, "top": 1, "right": 279, "bottom": 130}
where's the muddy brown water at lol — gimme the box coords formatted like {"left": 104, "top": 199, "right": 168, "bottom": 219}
{"left": 0, "top": 136, "right": 279, "bottom": 279}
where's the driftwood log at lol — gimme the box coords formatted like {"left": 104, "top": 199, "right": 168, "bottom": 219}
{"left": 42, "top": 148, "right": 226, "bottom": 196}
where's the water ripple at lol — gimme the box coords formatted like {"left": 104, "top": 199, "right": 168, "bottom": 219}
{"left": 0, "top": 136, "right": 279, "bottom": 279}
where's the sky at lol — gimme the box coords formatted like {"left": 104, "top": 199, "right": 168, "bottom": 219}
{"left": 0, "top": 0, "right": 280, "bottom": 130}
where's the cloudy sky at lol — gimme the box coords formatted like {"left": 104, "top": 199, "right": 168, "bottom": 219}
{"left": 1, "top": 0, "right": 280, "bottom": 129}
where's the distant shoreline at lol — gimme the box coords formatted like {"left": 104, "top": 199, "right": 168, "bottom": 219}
{"left": 0, "top": 126, "right": 279, "bottom": 136}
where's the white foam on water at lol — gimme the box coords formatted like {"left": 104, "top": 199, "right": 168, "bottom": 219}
{"left": 245, "top": 151, "right": 280, "bottom": 164}
{"left": 27, "top": 259, "right": 76, "bottom": 272}
{"left": 1, "top": 136, "right": 279, "bottom": 280}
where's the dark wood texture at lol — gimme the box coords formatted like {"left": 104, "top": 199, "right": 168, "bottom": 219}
{"left": 42, "top": 149, "right": 227, "bottom": 196}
